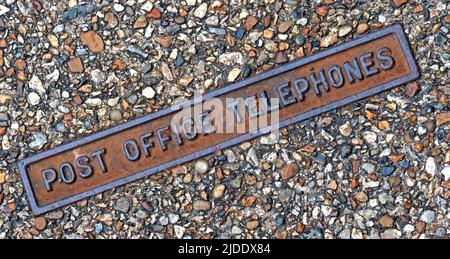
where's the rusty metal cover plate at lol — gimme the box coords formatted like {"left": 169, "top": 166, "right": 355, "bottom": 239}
{"left": 19, "top": 24, "right": 419, "bottom": 215}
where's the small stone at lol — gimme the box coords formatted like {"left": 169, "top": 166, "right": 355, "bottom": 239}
{"left": 275, "top": 52, "right": 288, "bottom": 64}
{"left": 235, "top": 27, "right": 246, "bottom": 40}
{"left": 174, "top": 225, "right": 185, "bottom": 238}
{"left": 278, "top": 21, "right": 293, "bottom": 33}
{"left": 194, "top": 159, "right": 209, "bottom": 174}
{"left": 320, "top": 32, "right": 338, "bottom": 48}
{"left": 91, "top": 69, "right": 106, "bottom": 84}
{"left": 160, "top": 63, "right": 173, "bottom": 81}
{"left": 420, "top": 210, "right": 436, "bottom": 224}
{"left": 228, "top": 68, "right": 241, "bottom": 82}
{"left": 0, "top": 170, "right": 5, "bottom": 184}
{"left": 29, "top": 74, "right": 45, "bottom": 94}
{"left": 114, "top": 197, "right": 131, "bottom": 213}
{"left": 141, "top": 1, "right": 153, "bottom": 12}
{"left": 392, "top": 0, "right": 408, "bottom": 8}
{"left": 354, "top": 192, "right": 368, "bottom": 203}
{"left": 247, "top": 221, "right": 259, "bottom": 230}
{"left": 316, "top": 6, "right": 328, "bottom": 16}
{"left": 193, "top": 3, "right": 208, "bottom": 19}
{"left": 34, "top": 217, "right": 47, "bottom": 231}
{"left": 405, "top": 82, "right": 420, "bottom": 97}
{"left": 218, "top": 52, "right": 243, "bottom": 66}
{"left": 193, "top": 200, "right": 211, "bottom": 211}
{"left": 105, "top": 12, "right": 119, "bottom": 29}
{"left": 47, "top": 34, "right": 59, "bottom": 48}
{"left": 133, "top": 16, "right": 148, "bottom": 29}
{"left": 436, "top": 113, "right": 450, "bottom": 126}
{"left": 0, "top": 4, "right": 10, "bottom": 16}
{"left": 363, "top": 131, "right": 377, "bottom": 145}
{"left": 379, "top": 215, "right": 394, "bottom": 228}
{"left": 245, "top": 16, "right": 258, "bottom": 30}
{"left": 441, "top": 166, "right": 450, "bottom": 181}
{"left": 155, "top": 36, "right": 172, "bottom": 48}
{"left": 425, "top": 157, "right": 437, "bottom": 176}
{"left": 27, "top": 92, "right": 41, "bottom": 106}
{"left": 381, "top": 229, "right": 401, "bottom": 239}
{"left": 142, "top": 87, "right": 155, "bottom": 99}
{"left": 341, "top": 145, "right": 353, "bottom": 159}
{"left": 242, "top": 196, "right": 257, "bottom": 207}
{"left": 80, "top": 31, "right": 105, "bottom": 53}
{"left": 381, "top": 166, "right": 396, "bottom": 177}
{"left": 67, "top": 57, "right": 84, "bottom": 73}
{"left": 109, "top": 110, "right": 122, "bottom": 121}
{"left": 147, "top": 8, "right": 161, "bottom": 19}
{"left": 339, "top": 121, "right": 352, "bottom": 137}
{"left": 338, "top": 25, "right": 352, "bottom": 37}
{"left": 282, "top": 163, "right": 299, "bottom": 180}
{"left": 29, "top": 133, "right": 47, "bottom": 150}
{"left": 356, "top": 23, "right": 369, "bottom": 34}
{"left": 295, "top": 34, "right": 306, "bottom": 46}
{"left": 212, "top": 184, "right": 226, "bottom": 199}
{"left": 378, "top": 120, "right": 390, "bottom": 130}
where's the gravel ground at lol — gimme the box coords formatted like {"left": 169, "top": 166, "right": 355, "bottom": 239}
{"left": 0, "top": 0, "right": 449, "bottom": 239}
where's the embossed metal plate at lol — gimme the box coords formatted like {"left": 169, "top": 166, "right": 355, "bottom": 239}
{"left": 19, "top": 24, "right": 419, "bottom": 215}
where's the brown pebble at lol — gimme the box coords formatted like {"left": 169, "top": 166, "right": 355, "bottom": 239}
{"left": 275, "top": 52, "right": 288, "bottom": 64}
{"left": 416, "top": 221, "right": 426, "bottom": 233}
{"left": 436, "top": 113, "right": 450, "bottom": 126}
{"left": 155, "top": 36, "right": 172, "bottom": 48}
{"left": 14, "top": 59, "right": 27, "bottom": 70}
{"left": 282, "top": 163, "right": 299, "bottom": 180}
{"left": 34, "top": 217, "right": 47, "bottom": 231}
{"left": 405, "top": 82, "right": 420, "bottom": 97}
{"left": 278, "top": 21, "right": 294, "bottom": 34}
{"left": 133, "top": 15, "right": 148, "bottom": 29}
{"left": 379, "top": 214, "right": 394, "bottom": 228}
{"left": 356, "top": 23, "right": 369, "bottom": 34}
{"left": 67, "top": 57, "right": 84, "bottom": 73}
{"left": 392, "top": 0, "right": 408, "bottom": 8}
{"left": 80, "top": 31, "right": 105, "bottom": 53}
{"left": 245, "top": 16, "right": 258, "bottom": 30}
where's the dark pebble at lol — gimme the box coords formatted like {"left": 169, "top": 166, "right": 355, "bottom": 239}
{"left": 275, "top": 52, "right": 288, "bottom": 64}
{"left": 174, "top": 16, "right": 186, "bottom": 24}
{"left": 295, "top": 34, "right": 306, "bottom": 46}
{"left": 165, "top": 24, "right": 181, "bottom": 35}
{"left": 275, "top": 215, "right": 285, "bottom": 227}
{"left": 435, "top": 32, "right": 447, "bottom": 45}
{"left": 381, "top": 166, "right": 396, "bottom": 177}
{"left": 437, "top": 129, "right": 445, "bottom": 141}
{"left": 235, "top": 27, "right": 246, "bottom": 40}
{"left": 312, "top": 39, "right": 320, "bottom": 48}
{"left": 267, "top": 197, "right": 273, "bottom": 204}
{"left": 243, "top": 66, "right": 252, "bottom": 78}
{"left": 314, "top": 152, "right": 326, "bottom": 165}
{"left": 175, "top": 54, "right": 184, "bottom": 67}
{"left": 420, "top": 106, "right": 435, "bottom": 115}
{"left": 378, "top": 156, "right": 389, "bottom": 164}
{"left": 340, "top": 145, "right": 353, "bottom": 159}
{"left": 33, "top": 0, "right": 43, "bottom": 12}
{"left": 63, "top": 9, "right": 77, "bottom": 20}
{"left": 399, "top": 160, "right": 410, "bottom": 168}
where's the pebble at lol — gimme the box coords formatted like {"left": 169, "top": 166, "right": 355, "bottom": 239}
{"left": 278, "top": 21, "right": 293, "bottom": 33}
{"left": 67, "top": 58, "right": 84, "bottom": 73}
{"left": 295, "top": 34, "right": 306, "bottom": 46}
{"left": 218, "top": 52, "right": 243, "bottom": 66}
{"left": 114, "top": 197, "right": 131, "bottom": 213}
{"left": 193, "top": 200, "right": 211, "bottom": 211}
{"left": 34, "top": 217, "right": 47, "bottom": 231}
{"left": 379, "top": 215, "right": 394, "bottom": 228}
{"left": 27, "top": 92, "right": 41, "bottom": 106}
{"left": 142, "top": 87, "right": 155, "bottom": 99}
{"left": 194, "top": 159, "right": 209, "bottom": 174}
{"left": 282, "top": 163, "right": 299, "bottom": 180}
{"left": 80, "top": 31, "right": 105, "bottom": 53}
{"left": 381, "top": 166, "right": 396, "bottom": 177}
{"left": 420, "top": 210, "right": 436, "bottom": 224}
{"left": 109, "top": 110, "right": 122, "bottom": 121}
{"left": 193, "top": 3, "right": 208, "bottom": 19}
{"left": 339, "top": 121, "right": 352, "bottom": 137}
{"left": 90, "top": 69, "right": 106, "bottom": 84}
{"left": 228, "top": 68, "right": 241, "bottom": 82}
{"left": 338, "top": 25, "right": 353, "bottom": 37}
{"left": 212, "top": 184, "right": 226, "bottom": 199}
{"left": 425, "top": 157, "right": 437, "bottom": 176}
{"left": 29, "top": 133, "right": 47, "bottom": 150}
{"left": 441, "top": 166, "right": 450, "bottom": 181}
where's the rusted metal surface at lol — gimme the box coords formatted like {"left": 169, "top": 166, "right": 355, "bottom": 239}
{"left": 19, "top": 24, "right": 419, "bottom": 215}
